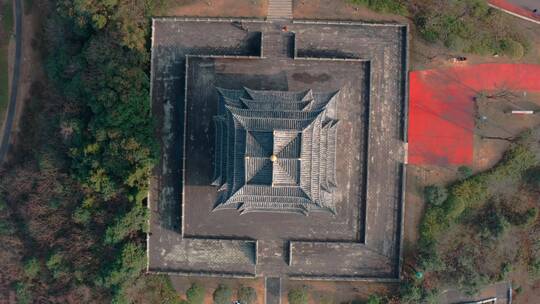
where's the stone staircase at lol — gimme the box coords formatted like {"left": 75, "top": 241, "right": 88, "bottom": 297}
{"left": 262, "top": 31, "right": 293, "bottom": 58}
{"left": 267, "top": 0, "right": 293, "bottom": 20}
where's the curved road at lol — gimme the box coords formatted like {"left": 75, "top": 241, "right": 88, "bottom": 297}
{"left": 0, "top": 0, "right": 22, "bottom": 163}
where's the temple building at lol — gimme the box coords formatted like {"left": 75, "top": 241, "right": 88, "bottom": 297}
{"left": 149, "top": 17, "right": 407, "bottom": 281}
{"left": 212, "top": 87, "right": 340, "bottom": 215}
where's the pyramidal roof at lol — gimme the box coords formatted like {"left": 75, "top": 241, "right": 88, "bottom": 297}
{"left": 212, "top": 87, "right": 340, "bottom": 215}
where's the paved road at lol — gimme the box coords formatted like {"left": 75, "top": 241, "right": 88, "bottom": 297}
{"left": 508, "top": 0, "right": 540, "bottom": 10}
{"left": 0, "top": 0, "right": 22, "bottom": 163}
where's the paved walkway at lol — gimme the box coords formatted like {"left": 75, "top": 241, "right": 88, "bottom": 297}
{"left": 265, "top": 277, "right": 281, "bottom": 304}
{"left": 409, "top": 64, "right": 540, "bottom": 166}
{"left": 267, "top": 0, "right": 292, "bottom": 20}
{"left": 0, "top": 0, "right": 22, "bottom": 164}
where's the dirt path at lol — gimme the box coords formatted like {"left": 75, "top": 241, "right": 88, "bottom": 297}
{"left": 0, "top": 0, "right": 21, "bottom": 163}
{"left": 160, "top": 0, "right": 268, "bottom": 18}
{"left": 293, "top": 0, "right": 406, "bottom": 22}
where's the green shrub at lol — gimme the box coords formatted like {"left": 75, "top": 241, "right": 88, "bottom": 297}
{"left": 366, "top": 294, "right": 384, "bottom": 304}
{"left": 523, "top": 208, "right": 538, "bottom": 226}
{"left": 114, "top": 275, "right": 183, "bottom": 304}
{"left": 423, "top": 288, "right": 440, "bottom": 304}
{"left": 498, "top": 262, "right": 512, "bottom": 280}
{"left": 15, "top": 282, "right": 32, "bottom": 304}
{"left": 46, "top": 252, "right": 68, "bottom": 279}
{"left": 48, "top": 197, "right": 62, "bottom": 209}
{"left": 288, "top": 287, "right": 308, "bottom": 304}
{"left": 399, "top": 281, "right": 422, "bottom": 304}
{"left": 23, "top": 258, "right": 40, "bottom": 280}
{"left": 0, "top": 196, "right": 6, "bottom": 211}
{"left": 445, "top": 176, "right": 488, "bottom": 221}
{"left": 0, "top": 219, "right": 14, "bottom": 235}
{"left": 457, "top": 166, "right": 473, "bottom": 179}
{"left": 104, "top": 200, "right": 147, "bottom": 244}
{"left": 213, "top": 284, "right": 232, "bottom": 304}
{"left": 72, "top": 206, "right": 92, "bottom": 225}
{"left": 419, "top": 206, "right": 447, "bottom": 241}
{"left": 525, "top": 166, "right": 540, "bottom": 188}
{"left": 424, "top": 185, "right": 448, "bottom": 206}
{"left": 499, "top": 38, "right": 524, "bottom": 59}
{"left": 1, "top": 2, "right": 14, "bottom": 35}
{"left": 529, "top": 258, "right": 540, "bottom": 278}
{"left": 445, "top": 34, "right": 468, "bottom": 52}
{"left": 490, "top": 144, "right": 537, "bottom": 183}
{"left": 504, "top": 207, "right": 538, "bottom": 227}
{"left": 100, "top": 243, "right": 146, "bottom": 289}
{"left": 186, "top": 283, "right": 205, "bottom": 304}
{"left": 479, "top": 207, "right": 510, "bottom": 241}
{"left": 237, "top": 286, "right": 257, "bottom": 304}
{"left": 451, "top": 246, "right": 490, "bottom": 295}
{"left": 417, "top": 242, "right": 445, "bottom": 272}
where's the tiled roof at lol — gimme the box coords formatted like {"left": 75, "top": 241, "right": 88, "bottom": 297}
{"left": 212, "top": 87, "right": 340, "bottom": 215}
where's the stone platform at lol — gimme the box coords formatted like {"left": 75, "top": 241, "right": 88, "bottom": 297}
{"left": 148, "top": 18, "right": 408, "bottom": 280}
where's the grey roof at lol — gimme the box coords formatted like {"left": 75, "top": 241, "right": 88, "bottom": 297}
{"left": 212, "top": 87, "right": 340, "bottom": 215}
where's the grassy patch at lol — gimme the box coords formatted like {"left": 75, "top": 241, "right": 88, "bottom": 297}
{"left": 0, "top": 46, "right": 8, "bottom": 118}
{"left": 348, "top": 0, "right": 408, "bottom": 15}
{"left": 1, "top": 1, "right": 14, "bottom": 35}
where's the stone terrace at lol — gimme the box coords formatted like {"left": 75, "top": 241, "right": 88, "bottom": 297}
{"left": 148, "top": 18, "right": 408, "bottom": 280}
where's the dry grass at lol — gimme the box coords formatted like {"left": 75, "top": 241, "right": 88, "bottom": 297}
{"left": 158, "top": 0, "right": 267, "bottom": 18}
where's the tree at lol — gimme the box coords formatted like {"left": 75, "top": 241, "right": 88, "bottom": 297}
{"left": 100, "top": 242, "right": 145, "bottom": 290}
{"left": 424, "top": 185, "right": 448, "bottom": 206}
{"left": 15, "top": 282, "right": 32, "bottom": 304}
{"left": 186, "top": 283, "right": 205, "bottom": 304}
{"left": 72, "top": 206, "right": 92, "bottom": 225}
{"left": 104, "top": 200, "right": 147, "bottom": 244}
{"left": 46, "top": 252, "right": 67, "bottom": 279}
{"left": 213, "top": 284, "right": 232, "bottom": 304}
{"left": 46, "top": 252, "right": 70, "bottom": 279}
{"left": 237, "top": 286, "right": 257, "bottom": 304}
{"left": 23, "top": 258, "right": 40, "bottom": 280}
